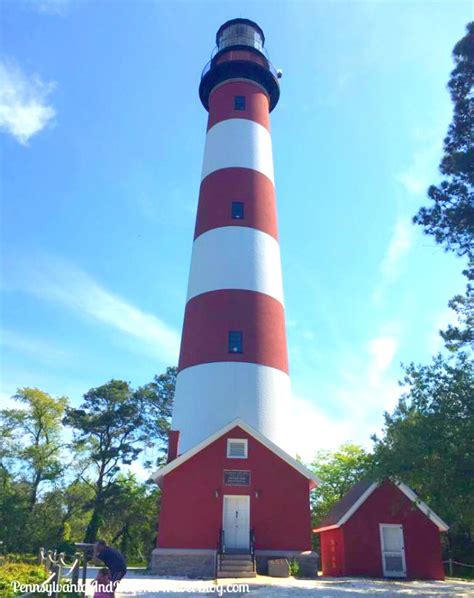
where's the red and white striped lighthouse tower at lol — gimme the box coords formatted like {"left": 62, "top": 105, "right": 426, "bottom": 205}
{"left": 171, "top": 18, "right": 291, "bottom": 454}
{"left": 152, "top": 21, "right": 320, "bottom": 576}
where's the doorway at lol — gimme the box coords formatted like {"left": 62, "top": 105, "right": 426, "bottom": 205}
{"left": 379, "top": 524, "right": 407, "bottom": 577}
{"left": 223, "top": 495, "right": 250, "bottom": 552}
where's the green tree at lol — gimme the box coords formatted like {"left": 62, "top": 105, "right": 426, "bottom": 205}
{"left": 371, "top": 353, "right": 474, "bottom": 559}
{"left": 43, "top": 480, "right": 96, "bottom": 552}
{"left": 101, "top": 475, "right": 161, "bottom": 562}
{"left": 136, "top": 366, "right": 176, "bottom": 468}
{"left": 0, "top": 369, "right": 174, "bottom": 555}
{"left": 0, "top": 473, "right": 30, "bottom": 552}
{"left": 414, "top": 22, "right": 474, "bottom": 352}
{"left": 400, "top": 19, "right": 474, "bottom": 566}
{"left": 413, "top": 22, "right": 473, "bottom": 262}
{"left": 0, "top": 388, "right": 68, "bottom": 511}
{"left": 441, "top": 292, "right": 473, "bottom": 352}
{"left": 310, "top": 444, "right": 371, "bottom": 526}
{"left": 63, "top": 379, "right": 149, "bottom": 543}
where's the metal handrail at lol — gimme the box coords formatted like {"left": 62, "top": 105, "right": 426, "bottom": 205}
{"left": 201, "top": 60, "right": 212, "bottom": 80}
{"left": 219, "top": 528, "right": 225, "bottom": 554}
{"left": 250, "top": 528, "right": 255, "bottom": 556}
{"left": 250, "top": 529, "right": 256, "bottom": 571}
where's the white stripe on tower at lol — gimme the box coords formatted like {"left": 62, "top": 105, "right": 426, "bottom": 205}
{"left": 171, "top": 362, "right": 291, "bottom": 452}
{"left": 186, "top": 226, "right": 284, "bottom": 304}
{"left": 201, "top": 118, "right": 275, "bottom": 183}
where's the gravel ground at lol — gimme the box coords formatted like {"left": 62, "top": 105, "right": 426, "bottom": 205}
{"left": 82, "top": 571, "right": 472, "bottom": 597}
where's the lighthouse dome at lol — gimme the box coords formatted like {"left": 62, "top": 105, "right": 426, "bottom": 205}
{"left": 216, "top": 18, "right": 265, "bottom": 53}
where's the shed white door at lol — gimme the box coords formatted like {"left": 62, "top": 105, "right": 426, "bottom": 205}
{"left": 379, "top": 524, "right": 407, "bottom": 577}
{"left": 223, "top": 495, "right": 250, "bottom": 551}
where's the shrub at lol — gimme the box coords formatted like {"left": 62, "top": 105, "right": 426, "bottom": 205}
{"left": 0, "top": 562, "right": 47, "bottom": 598}
{"left": 289, "top": 559, "right": 300, "bottom": 577}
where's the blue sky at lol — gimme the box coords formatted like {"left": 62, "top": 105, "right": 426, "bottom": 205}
{"left": 1, "top": 0, "right": 471, "bottom": 462}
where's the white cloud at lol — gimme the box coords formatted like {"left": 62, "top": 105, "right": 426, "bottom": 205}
{"left": 380, "top": 218, "right": 414, "bottom": 283}
{"left": 0, "top": 390, "right": 17, "bottom": 410}
{"left": 367, "top": 336, "right": 398, "bottom": 387}
{"left": 289, "top": 395, "right": 356, "bottom": 462}
{"left": 289, "top": 376, "right": 401, "bottom": 464}
{"left": 396, "top": 147, "right": 434, "bottom": 195}
{"left": 373, "top": 216, "right": 414, "bottom": 304}
{"left": 288, "top": 326, "right": 402, "bottom": 463}
{"left": 396, "top": 125, "right": 446, "bottom": 197}
{"left": 8, "top": 256, "right": 180, "bottom": 363}
{"left": 336, "top": 330, "right": 401, "bottom": 416}
{"left": 0, "top": 60, "right": 56, "bottom": 145}
{"left": 331, "top": 371, "right": 402, "bottom": 438}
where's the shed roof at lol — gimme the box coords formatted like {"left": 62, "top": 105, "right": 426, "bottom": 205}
{"left": 315, "top": 479, "right": 374, "bottom": 529}
{"left": 313, "top": 479, "right": 449, "bottom": 533}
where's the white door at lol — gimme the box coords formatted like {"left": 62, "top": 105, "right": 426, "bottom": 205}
{"left": 379, "top": 524, "right": 407, "bottom": 578}
{"left": 223, "top": 495, "right": 250, "bottom": 551}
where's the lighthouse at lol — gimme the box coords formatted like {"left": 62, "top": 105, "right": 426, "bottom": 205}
{"left": 152, "top": 19, "right": 319, "bottom": 578}
{"left": 171, "top": 18, "right": 290, "bottom": 454}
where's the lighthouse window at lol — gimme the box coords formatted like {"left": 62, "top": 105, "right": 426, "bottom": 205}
{"left": 232, "top": 201, "right": 245, "bottom": 219}
{"left": 234, "top": 95, "right": 246, "bottom": 111}
{"left": 228, "top": 331, "right": 243, "bottom": 353}
{"left": 227, "top": 439, "right": 248, "bottom": 459}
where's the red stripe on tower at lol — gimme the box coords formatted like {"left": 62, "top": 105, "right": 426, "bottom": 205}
{"left": 207, "top": 81, "right": 270, "bottom": 130}
{"left": 178, "top": 290, "right": 289, "bottom": 372}
{"left": 194, "top": 169, "right": 278, "bottom": 240}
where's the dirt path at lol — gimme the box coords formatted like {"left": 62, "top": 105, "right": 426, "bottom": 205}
{"left": 83, "top": 572, "right": 472, "bottom": 597}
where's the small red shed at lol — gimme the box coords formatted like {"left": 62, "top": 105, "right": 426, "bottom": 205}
{"left": 313, "top": 479, "right": 448, "bottom": 580}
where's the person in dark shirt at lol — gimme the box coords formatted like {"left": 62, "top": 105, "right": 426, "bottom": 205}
{"left": 94, "top": 540, "right": 127, "bottom": 594}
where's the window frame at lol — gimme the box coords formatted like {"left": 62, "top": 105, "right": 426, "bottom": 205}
{"left": 226, "top": 438, "right": 248, "bottom": 459}
{"left": 228, "top": 331, "right": 243, "bottom": 354}
{"left": 231, "top": 201, "right": 245, "bottom": 220}
{"left": 234, "top": 95, "right": 246, "bottom": 111}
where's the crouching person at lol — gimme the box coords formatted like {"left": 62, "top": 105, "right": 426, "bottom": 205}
{"left": 94, "top": 540, "right": 127, "bottom": 596}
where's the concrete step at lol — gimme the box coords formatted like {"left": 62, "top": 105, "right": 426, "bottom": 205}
{"left": 217, "top": 570, "right": 257, "bottom": 578}
{"left": 219, "top": 562, "right": 254, "bottom": 571}
{"left": 217, "top": 552, "right": 255, "bottom": 578}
